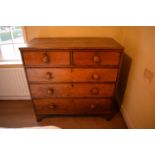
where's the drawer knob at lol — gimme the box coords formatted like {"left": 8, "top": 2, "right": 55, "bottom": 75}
{"left": 90, "top": 87, "right": 99, "bottom": 95}
{"left": 45, "top": 72, "right": 52, "bottom": 79}
{"left": 93, "top": 55, "right": 101, "bottom": 64}
{"left": 42, "top": 53, "right": 49, "bottom": 63}
{"left": 90, "top": 104, "right": 96, "bottom": 110}
{"left": 47, "top": 88, "right": 54, "bottom": 95}
{"left": 92, "top": 73, "right": 100, "bottom": 80}
{"left": 49, "top": 103, "right": 56, "bottom": 109}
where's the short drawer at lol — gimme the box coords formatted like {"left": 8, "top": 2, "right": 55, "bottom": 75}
{"left": 22, "top": 50, "right": 70, "bottom": 66}
{"left": 73, "top": 49, "right": 120, "bottom": 66}
{"left": 30, "top": 83, "right": 115, "bottom": 98}
{"left": 33, "top": 99, "right": 75, "bottom": 114}
{"left": 74, "top": 99, "right": 113, "bottom": 114}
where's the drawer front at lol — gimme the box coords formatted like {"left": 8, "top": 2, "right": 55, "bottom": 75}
{"left": 26, "top": 68, "right": 72, "bottom": 82}
{"left": 73, "top": 50, "right": 120, "bottom": 66}
{"left": 74, "top": 99, "right": 113, "bottom": 114}
{"left": 27, "top": 68, "right": 118, "bottom": 82}
{"left": 30, "top": 84, "right": 72, "bottom": 98}
{"left": 72, "top": 84, "right": 115, "bottom": 97}
{"left": 30, "top": 83, "right": 115, "bottom": 98}
{"left": 22, "top": 50, "right": 70, "bottom": 66}
{"left": 72, "top": 68, "right": 118, "bottom": 82}
{"left": 33, "top": 98, "right": 113, "bottom": 115}
{"left": 33, "top": 99, "right": 75, "bottom": 114}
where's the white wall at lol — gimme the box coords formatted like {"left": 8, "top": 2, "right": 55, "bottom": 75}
{"left": 120, "top": 27, "right": 155, "bottom": 128}
{"left": 25, "top": 26, "right": 123, "bottom": 43}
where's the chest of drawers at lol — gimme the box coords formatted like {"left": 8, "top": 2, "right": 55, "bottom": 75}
{"left": 19, "top": 38, "right": 124, "bottom": 121}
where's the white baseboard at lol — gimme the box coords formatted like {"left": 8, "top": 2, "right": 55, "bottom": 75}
{"left": 120, "top": 105, "right": 135, "bottom": 129}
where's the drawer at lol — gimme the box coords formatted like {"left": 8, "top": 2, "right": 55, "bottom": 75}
{"left": 26, "top": 68, "right": 72, "bottom": 82}
{"left": 30, "top": 83, "right": 115, "bottom": 98}
{"left": 33, "top": 99, "right": 75, "bottom": 114}
{"left": 74, "top": 99, "right": 113, "bottom": 114}
{"left": 72, "top": 68, "right": 118, "bottom": 82}
{"left": 72, "top": 83, "right": 115, "bottom": 97}
{"left": 30, "top": 84, "right": 72, "bottom": 98}
{"left": 22, "top": 50, "right": 70, "bottom": 66}
{"left": 33, "top": 98, "right": 113, "bottom": 115}
{"left": 73, "top": 50, "right": 120, "bottom": 66}
{"left": 26, "top": 68, "right": 118, "bottom": 82}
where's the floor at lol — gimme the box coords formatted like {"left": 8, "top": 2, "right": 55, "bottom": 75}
{"left": 0, "top": 100, "right": 127, "bottom": 129}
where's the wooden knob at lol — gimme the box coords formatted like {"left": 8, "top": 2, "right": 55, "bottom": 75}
{"left": 93, "top": 55, "right": 101, "bottom": 64}
{"left": 90, "top": 87, "right": 99, "bottom": 95}
{"left": 42, "top": 53, "right": 49, "bottom": 63}
{"left": 49, "top": 103, "right": 56, "bottom": 109}
{"left": 90, "top": 104, "right": 95, "bottom": 110}
{"left": 47, "top": 88, "right": 54, "bottom": 95}
{"left": 45, "top": 72, "right": 52, "bottom": 79}
{"left": 92, "top": 73, "right": 100, "bottom": 80}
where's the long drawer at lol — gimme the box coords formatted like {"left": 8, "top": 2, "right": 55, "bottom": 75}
{"left": 26, "top": 68, "right": 118, "bottom": 82}
{"left": 73, "top": 49, "right": 120, "bottom": 66}
{"left": 22, "top": 50, "right": 70, "bottom": 66}
{"left": 30, "top": 83, "right": 115, "bottom": 98}
{"left": 33, "top": 98, "right": 113, "bottom": 115}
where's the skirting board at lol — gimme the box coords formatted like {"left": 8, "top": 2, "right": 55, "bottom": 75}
{"left": 120, "top": 105, "right": 134, "bottom": 129}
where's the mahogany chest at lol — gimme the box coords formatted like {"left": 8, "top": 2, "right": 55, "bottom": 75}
{"left": 19, "top": 37, "right": 124, "bottom": 121}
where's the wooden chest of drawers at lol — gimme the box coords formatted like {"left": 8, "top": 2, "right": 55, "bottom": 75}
{"left": 19, "top": 38, "right": 124, "bottom": 121}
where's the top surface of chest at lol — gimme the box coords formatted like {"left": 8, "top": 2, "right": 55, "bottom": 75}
{"left": 19, "top": 37, "right": 124, "bottom": 50}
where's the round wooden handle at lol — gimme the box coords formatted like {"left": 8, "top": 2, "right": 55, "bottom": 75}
{"left": 47, "top": 88, "right": 54, "bottom": 95}
{"left": 92, "top": 73, "right": 100, "bottom": 80}
{"left": 90, "top": 87, "right": 99, "bottom": 95}
{"left": 49, "top": 103, "right": 56, "bottom": 109}
{"left": 42, "top": 54, "right": 49, "bottom": 63}
{"left": 93, "top": 55, "right": 101, "bottom": 63}
{"left": 45, "top": 72, "right": 52, "bottom": 79}
{"left": 90, "top": 104, "right": 95, "bottom": 110}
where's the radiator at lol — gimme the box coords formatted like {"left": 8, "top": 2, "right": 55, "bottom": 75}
{"left": 0, "top": 68, "right": 31, "bottom": 100}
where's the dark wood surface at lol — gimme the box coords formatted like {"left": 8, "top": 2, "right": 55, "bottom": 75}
{"left": 19, "top": 37, "right": 124, "bottom": 50}
{"left": 19, "top": 37, "right": 123, "bottom": 121}
{"left": 30, "top": 83, "right": 115, "bottom": 98}
{"left": 33, "top": 99, "right": 75, "bottom": 115}
{"left": 73, "top": 50, "right": 120, "bottom": 66}
{"left": 22, "top": 50, "right": 70, "bottom": 66}
{"left": 26, "top": 68, "right": 118, "bottom": 82}
{"left": 33, "top": 98, "right": 113, "bottom": 115}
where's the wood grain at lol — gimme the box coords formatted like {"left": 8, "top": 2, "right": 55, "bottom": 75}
{"left": 22, "top": 50, "right": 70, "bottom": 66}
{"left": 26, "top": 68, "right": 118, "bottom": 83}
{"left": 73, "top": 50, "right": 120, "bottom": 66}
{"left": 19, "top": 37, "right": 124, "bottom": 50}
{"left": 33, "top": 98, "right": 113, "bottom": 115}
{"left": 19, "top": 37, "right": 124, "bottom": 121}
{"left": 30, "top": 83, "right": 115, "bottom": 98}
{"left": 33, "top": 99, "right": 75, "bottom": 115}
